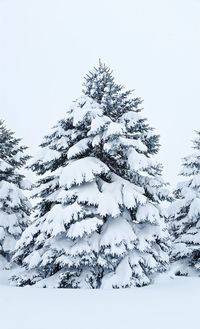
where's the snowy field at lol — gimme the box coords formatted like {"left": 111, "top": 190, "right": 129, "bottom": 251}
{"left": 0, "top": 270, "right": 199, "bottom": 329}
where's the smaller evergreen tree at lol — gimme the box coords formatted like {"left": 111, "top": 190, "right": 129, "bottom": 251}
{"left": 169, "top": 131, "right": 200, "bottom": 275}
{"left": 0, "top": 121, "right": 31, "bottom": 269}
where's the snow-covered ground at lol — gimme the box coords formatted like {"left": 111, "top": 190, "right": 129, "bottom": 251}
{"left": 0, "top": 270, "right": 199, "bottom": 329}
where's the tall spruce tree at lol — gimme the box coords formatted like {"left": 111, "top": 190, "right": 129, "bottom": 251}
{"left": 0, "top": 121, "right": 31, "bottom": 269}
{"left": 12, "top": 62, "right": 169, "bottom": 288}
{"left": 169, "top": 131, "right": 200, "bottom": 275}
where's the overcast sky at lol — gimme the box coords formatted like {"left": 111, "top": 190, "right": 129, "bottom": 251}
{"left": 0, "top": 0, "right": 200, "bottom": 186}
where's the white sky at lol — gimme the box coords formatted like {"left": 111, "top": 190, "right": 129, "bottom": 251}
{"left": 0, "top": 0, "right": 200, "bottom": 187}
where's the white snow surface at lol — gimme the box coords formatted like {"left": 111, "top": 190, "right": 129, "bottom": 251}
{"left": 0, "top": 269, "right": 199, "bottom": 329}
{"left": 59, "top": 157, "right": 109, "bottom": 188}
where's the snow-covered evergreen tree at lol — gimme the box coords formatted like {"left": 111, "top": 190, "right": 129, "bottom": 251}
{"left": 12, "top": 62, "right": 169, "bottom": 288}
{"left": 0, "top": 121, "right": 31, "bottom": 269}
{"left": 169, "top": 131, "right": 200, "bottom": 275}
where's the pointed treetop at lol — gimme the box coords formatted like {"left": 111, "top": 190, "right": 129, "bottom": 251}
{"left": 180, "top": 130, "right": 200, "bottom": 177}
{"left": 193, "top": 130, "right": 200, "bottom": 150}
{"left": 82, "top": 61, "right": 143, "bottom": 119}
{"left": 83, "top": 60, "right": 116, "bottom": 102}
{"left": 0, "top": 120, "right": 30, "bottom": 168}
